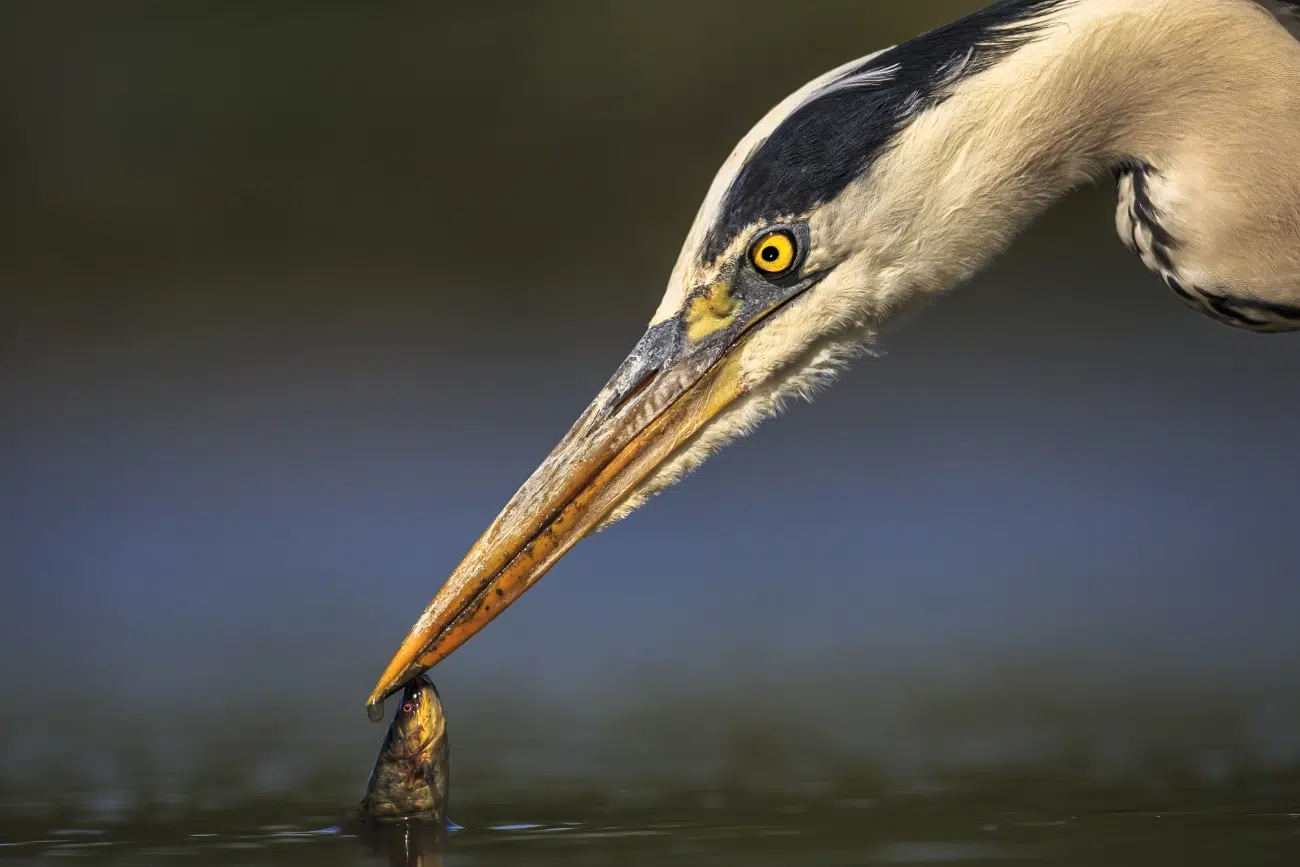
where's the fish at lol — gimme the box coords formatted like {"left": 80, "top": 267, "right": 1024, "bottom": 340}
{"left": 357, "top": 674, "right": 450, "bottom": 825}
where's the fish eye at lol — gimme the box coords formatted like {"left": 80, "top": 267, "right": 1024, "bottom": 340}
{"left": 401, "top": 700, "right": 414, "bottom": 714}
{"left": 749, "top": 229, "right": 797, "bottom": 276}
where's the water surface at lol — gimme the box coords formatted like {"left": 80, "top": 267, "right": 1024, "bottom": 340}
{"left": 4, "top": 785, "right": 1299, "bottom": 866}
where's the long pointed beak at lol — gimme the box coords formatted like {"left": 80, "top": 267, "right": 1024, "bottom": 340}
{"left": 366, "top": 252, "right": 830, "bottom": 718}
{"left": 365, "top": 313, "right": 751, "bottom": 716}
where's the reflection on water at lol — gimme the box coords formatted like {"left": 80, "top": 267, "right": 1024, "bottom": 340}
{"left": 356, "top": 820, "right": 445, "bottom": 867}
{"left": 3, "top": 787, "right": 1300, "bottom": 866}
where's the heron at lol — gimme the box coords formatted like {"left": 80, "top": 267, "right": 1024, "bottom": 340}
{"left": 367, "top": 0, "right": 1300, "bottom": 716}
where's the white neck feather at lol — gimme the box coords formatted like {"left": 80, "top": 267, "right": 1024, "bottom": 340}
{"left": 813, "top": 0, "right": 1300, "bottom": 314}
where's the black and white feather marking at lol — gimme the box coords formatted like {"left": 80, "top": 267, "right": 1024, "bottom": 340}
{"left": 1116, "top": 163, "right": 1300, "bottom": 333}
{"left": 701, "top": 0, "right": 1072, "bottom": 263}
{"left": 1116, "top": 164, "right": 1179, "bottom": 276}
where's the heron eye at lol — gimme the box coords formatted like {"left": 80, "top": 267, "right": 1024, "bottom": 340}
{"left": 749, "top": 230, "right": 797, "bottom": 276}
{"left": 401, "top": 701, "right": 414, "bottom": 714}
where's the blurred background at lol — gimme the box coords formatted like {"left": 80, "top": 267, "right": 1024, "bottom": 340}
{"left": 4, "top": 0, "right": 1300, "bottom": 829}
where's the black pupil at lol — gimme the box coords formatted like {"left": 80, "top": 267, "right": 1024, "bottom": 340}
{"left": 761, "top": 244, "right": 780, "bottom": 262}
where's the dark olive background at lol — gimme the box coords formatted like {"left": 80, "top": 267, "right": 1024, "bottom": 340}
{"left": 4, "top": 1, "right": 1300, "bottom": 820}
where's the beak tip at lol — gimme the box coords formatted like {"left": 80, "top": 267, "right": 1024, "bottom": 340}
{"left": 367, "top": 638, "right": 439, "bottom": 720}
{"left": 366, "top": 698, "right": 385, "bottom": 723}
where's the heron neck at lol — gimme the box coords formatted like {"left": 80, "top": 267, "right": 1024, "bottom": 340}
{"left": 828, "top": 0, "right": 1300, "bottom": 303}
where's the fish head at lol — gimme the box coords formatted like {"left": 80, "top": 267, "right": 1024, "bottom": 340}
{"left": 385, "top": 676, "right": 446, "bottom": 778}
{"left": 362, "top": 675, "right": 449, "bottom": 822}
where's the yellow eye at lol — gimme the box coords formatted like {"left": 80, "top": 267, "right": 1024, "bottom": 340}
{"left": 749, "top": 230, "right": 797, "bottom": 275}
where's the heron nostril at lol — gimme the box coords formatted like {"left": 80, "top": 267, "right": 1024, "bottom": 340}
{"left": 610, "top": 367, "right": 660, "bottom": 417}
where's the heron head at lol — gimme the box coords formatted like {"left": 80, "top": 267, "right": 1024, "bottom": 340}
{"left": 366, "top": 3, "right": 1059, "bottom": 711}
